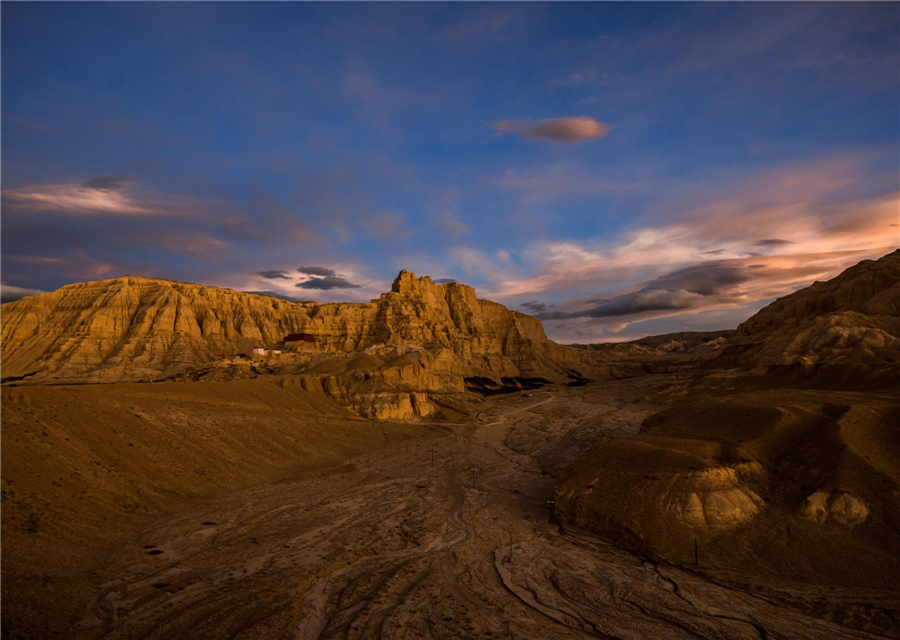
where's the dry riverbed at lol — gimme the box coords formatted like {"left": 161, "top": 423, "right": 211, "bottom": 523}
{"left": 5, "top": 376, "right": 899, "bottom": 639}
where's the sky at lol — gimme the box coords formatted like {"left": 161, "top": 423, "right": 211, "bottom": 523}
{"left": 2, "top": 2, "right": 898, "bottom": 342}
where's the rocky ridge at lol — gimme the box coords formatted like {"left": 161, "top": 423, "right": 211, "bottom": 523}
{"left": 718, "top": 249, "right": 900, "bottom": 368}
{"left": 1, "top": 270, "right": 592, "bottom": 417}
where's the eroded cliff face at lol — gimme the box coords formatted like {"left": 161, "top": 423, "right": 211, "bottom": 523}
{"left": 1, "top": 270, "right": 584, "bottom": 416}
{"left": 716, "top": 249, "right": 900, "bottom": 369}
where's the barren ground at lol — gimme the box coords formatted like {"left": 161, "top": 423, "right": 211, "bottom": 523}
{"left": 15, "top": 375, "right": 892, "bottom": 639}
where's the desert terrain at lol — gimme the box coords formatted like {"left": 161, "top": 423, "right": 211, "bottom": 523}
{"left": 3, "top": 252, "right": 899, "bottom": 639}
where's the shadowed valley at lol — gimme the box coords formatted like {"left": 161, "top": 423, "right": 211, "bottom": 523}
{"left": 2, "top": 252, "right": 899, "bottom": 639}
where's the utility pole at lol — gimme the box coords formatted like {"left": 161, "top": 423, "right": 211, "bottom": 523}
{"left": 694, "top": 537, "right": 699, "bottom": 566}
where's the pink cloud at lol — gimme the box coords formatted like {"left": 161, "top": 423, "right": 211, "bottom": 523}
{"left": 1, "top": 181, "right": 212, "bottom": 217}
{"left": 7, "top": 252, "right": 118, "bottom": 280}
{"left": 483, "top": 156, "right": 899, "bottom": 337}
{"left": 145, "top": 234, "right": 234, "bottom": 264}
{"left": 492, "top": 117, "right": 612, "bottom": 143}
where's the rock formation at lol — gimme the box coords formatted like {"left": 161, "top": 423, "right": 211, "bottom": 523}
{"left": 717, "top": 249, "right": 900, "bottom": 368}
{"left": 556, "top": 251, "right": 900, "bottom": 584}
{"left": 1, "top": 270, "right": 589, "bottom": 417}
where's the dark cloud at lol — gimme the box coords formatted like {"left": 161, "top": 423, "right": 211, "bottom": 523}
{"left": 1, "top": 283, "right": 46, "bottom": 303}
{"left": 296, "top": 275, "right": 360, "bottom": 290}
{"left": 649, "top": 262, "right": 751, "bottom": 296}
{"left": 538, "top": 262, "right": 753, "bottom": 320}
{"left": 747, "top": 264, "right": 766, "bottom": 269}
{"left": 434, "top": 278, "right": 457, "bottom": 284}
{"left": 755, "top": 238, "right": 796, "bottom": 247}
{"left": 297, "top": 266, "right": 336, "bottom": 277}
{"left": 586, "top": 289, "right": 702, "bottom": 318}
{"left": 245, "top": 290, "right": 300, "bottom": 301}
{"left": 257, "top": 269, "right": 292, "bottom": 280}
{"left": 703, "top": 249, "right": 725, "bottom": 255}
{"left": 520, "top": 300, "right": 549, "bottom": 313}
{"left": 80, "top": 175, "right": 139, "bottom": 191}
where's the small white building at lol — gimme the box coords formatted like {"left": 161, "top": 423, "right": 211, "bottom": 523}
{"left": 272, "top": 349, "right": 282, "bottom": 355}
{"left": 252, "top": 347, "right": 267, "bottom": 356}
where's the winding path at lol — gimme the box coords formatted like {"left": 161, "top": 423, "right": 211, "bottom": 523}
{"left": 84, "top": 379, "right": 899, "bottom": 639}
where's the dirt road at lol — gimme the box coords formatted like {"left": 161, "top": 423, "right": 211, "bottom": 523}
{"left": 81, "top": 377, "right": 899, "bottom": 639}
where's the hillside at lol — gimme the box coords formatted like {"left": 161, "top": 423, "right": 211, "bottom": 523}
{"left": 0, "top": 271, "right": 596, "bottom": 417}
{"left": 0, "top": 380, "right": 437, "bottom": 638}
{"left": 717, "top": 249, "right": 900, "bottom": 368}
{"left": 556, "top": 250, "right": 900, "bottom": 591}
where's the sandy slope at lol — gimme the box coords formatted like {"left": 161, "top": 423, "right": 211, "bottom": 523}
{"left": 4, "top": 377, "right": 898, "bottom": 639}
{"left": 557, "top": 387, "right": 900, "bottom": 592}
{"left": 1, "top": 380, "right": 436, "bottom": 638}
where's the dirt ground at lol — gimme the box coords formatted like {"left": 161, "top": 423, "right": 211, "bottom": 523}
{"left": 4, "top": 375, "right": 897, "bottom": 639}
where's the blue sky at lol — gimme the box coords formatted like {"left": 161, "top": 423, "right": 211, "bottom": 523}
{"left": 2, "top": 2, "right": 898, "bottom": 341}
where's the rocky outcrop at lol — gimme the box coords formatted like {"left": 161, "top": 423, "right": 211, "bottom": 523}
{"left": 1, "top": 271, "right": 588, "bottom": 416}
{"left": 716, "top": 249, "right": 900, "bottom": 368}
{"left": 800, "top": 491, "right": 870, "bottom": 526}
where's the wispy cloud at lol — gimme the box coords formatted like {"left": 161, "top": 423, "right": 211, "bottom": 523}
{"left": 551, "top": 68, "right": 606, "bottom": 88}
{"left": 6, "top": 252, "right": 119, "bottom": 281}
{"left": 80, "top": 175, "right": 140, "bottom": 191}
{"left": 498, "top": 163, "right": 643, "bottom": 203}
{"left": 362, "top": 211, "right": 413, "bottom": 240}
{"left": 1, "top": 282, "right": 46, "bottom": 303}
{"left": 2, "top": 180, "right": 212, "bottom": 217}
{"left": 754, "top": 238, "right": 796, "bottom": 247}
{"left": 439, "top": 9, "right": 516, "bottom": 46}
{"left": 492, "top": 117, "right": 612, "bottom": 143}
{"left": 486, "top": 157, "right": 899, "bottom": 336}
{"left": 144, "top": 233, "right": 233, "bottom": 263}
{"left": 430, "top": 210, "right": 469, "bottom": 237}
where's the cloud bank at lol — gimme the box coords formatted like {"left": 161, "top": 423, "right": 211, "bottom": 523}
{"left": 296, "top": 275, "right": 361, "bottom": 290}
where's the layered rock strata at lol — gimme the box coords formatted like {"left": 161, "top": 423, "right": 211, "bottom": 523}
{"left": 1, "top": 270, "right": 588, "bottom": 417}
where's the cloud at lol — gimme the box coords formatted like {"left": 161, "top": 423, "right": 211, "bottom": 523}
{"left": 755, "top": 238, "right": 796, "bottom": 247}
{"left": 498, "top": 163, "right": 644, "bottom": 203}
{"left": 80, "top": 175, "right": 140, "bottom": 191}
{"left": 430, "top": 210, "right": 469, "bottom": 237}
{"left": 362, "top": 211, "right": 413, "bottom": 240}
{"left": 296, "top": 275, "right": 361, "bottom": 290}
{"left": 245, "top": 290, "right": 299, "bottom": 301}
{"left": 2, "top": 181, "right": 210, "bottom": 217}
{"left": 492, "top": 117, "right": 612, "bottom": 143}
{"left": 258, "top": 269, "right": 292, "bottom": 280}
{"left": 484, "top": 156, "right": 899, "bottom": 336}
{"left": 579, "top": 289, "right": 705, "bottom": 318}
{"left": 520, "top": 300, "right": 550, "bottom": 313}
{"left": 1, "top": 283, "right": 46, "bottom": 303}
{"left": 552, "top": 68, "right": 605, "bottom": 88}
{"left": 297, "top": 266, "right": 336, "bottom": 277}
{"left": 6, "top": 252, "right": 118, "bottom": 282}
{"left": 439, "top": 10, "right": 515, "bottom": 46}
{"left": 144, "top": 233, "right": 233, "bottom": 264}
{"left": 540, "top": 262, "right": 752, "bottom": 320}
